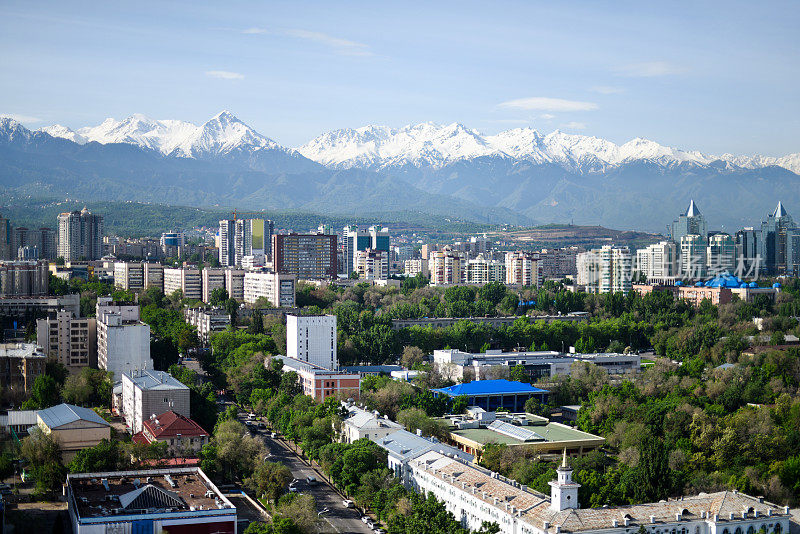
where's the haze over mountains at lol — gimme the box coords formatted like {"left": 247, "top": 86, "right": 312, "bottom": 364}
{"left": 2, "top": 111, "right": 799, "bottom": 231}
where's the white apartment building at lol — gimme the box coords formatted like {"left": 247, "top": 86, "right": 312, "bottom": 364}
{"left": 243, "top": 271, "right": 296, "bottom": 307}
{"left": 505, "top": 251, "right": 542, "bottom": 287}
{"left": 184, "top": 307, "right": 230, "bottom": 344}
{"left": 577, "top": 246, "right": 632, "bottom": 294}
{"left": 36, "top": 311, "right": 97, "bottom": 371}
{"left": 224, "top": 268, "right": 245, "bottom": 301}
{"left": 429, "top": 248, "right": 463, "bottom": 286}
{"left": 286, "top": 314, "right": 337, "bottom": 370}
{"left": 404, "top": 258, "right": 429, "bottom": 278}
{"left": 680, "top": 234, "right": 707, "bottom": 280}
{"left": 96, "top": 297, "right": 152, "bottom": 380}
{"left": 636, "top": 241, "right": 678, "bottom": 281}
{"left": 201, "top": 268, "right": 226, "bottom": 303}
{"left": 121, "top": 370, "right": 190, "bottom": 434}
{"left": 163, "top": 267, "right": 201, "bottom": 300}
{"left": 355, "top": 249, "right": 389, "bottom": 280}
{"left": 466, "top": 254, "right": 506, "bottom": 285}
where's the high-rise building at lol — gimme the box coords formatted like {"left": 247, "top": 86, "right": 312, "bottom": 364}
{"left": 466, "top": 254, "right": 505, "bottom": 285}
{"left": 273, "top": 233, "right": 337, "bottom": 279}
{"left": 429, "top": 247, "right": 463, "bottom": 286}
{"left": 0, "top": 260, "right": 49, "bottom": 297}
{"left": 344, "top": 225, "right": 389, "bottom": 275}
{"left": 0, "top": 213, "right": 12, "bottom": 260}
{"left": 671, "top": 200, "right": 708, "bottom": 243}
{"left": 505, "top": 251, "right": 542, "bottom": 287}
{"left": 218, "top": 218, "right": 273, "bottom": 267}
{"left": 0, "top": 343, "right": 46, "bottom": 393}
{"left": 538, "top": 247, "right": 579, "bottom": 278}
{"left": 242, "top": 271, "right": 296, "bottom": 307}
{"left": 404, "top": 258, "right": 429, "bottom": 278}
{"left": 706, "top": 233, "right": 736, "bottom": 275}
{"left": 759, "top": 201, "right": 800, "bottom": 275}
{"left": 57, "top": 207, "right": 103, "bottom": 261}
{"left": 286, "top": 314, "right": 338, "bottom": 370}
{"left": 577, "top": 246, "right": 632, "bottom": 294}
{"left": 355, "top": 249, "right": 389, "bottom": 280}
{"left": 14, "top": 227, "right": 56, "bottom": 260}
{"left": 635, "top": 241, "right": 678, "bottom": 281}
{"left": 96, "top": 298, "right": 153, "bottom": 380}
{"left": 680, "top": 234, "right": 707, "bottom": 279}
{"left": 735, "top": 227, "right": 761, "bottom": 277}
{"left": 163, "top": 267, "right": 202, "bottom": 300}
{"left": 160, "top": 231, "right": 185, "bottom": 248}
{"left": 36, "top": 311, "right": 97, "bottom": 371}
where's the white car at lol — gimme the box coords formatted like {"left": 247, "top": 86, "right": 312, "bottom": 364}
{"left": 361, "top": 517, "right": 370, "bottom": 524}
{"left": 342, "top": 499, "right": 354, "bottom": 508}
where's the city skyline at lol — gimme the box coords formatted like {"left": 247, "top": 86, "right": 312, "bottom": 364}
{"left": 1, "top": 1, "right": 799, "bottom": 155}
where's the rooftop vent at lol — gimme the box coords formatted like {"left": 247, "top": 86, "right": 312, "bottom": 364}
{"left": 101, "top": 478, "right": 110, "bottom": 492}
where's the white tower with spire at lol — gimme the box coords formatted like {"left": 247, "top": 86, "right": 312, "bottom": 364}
{"left": 549, "top": 449, "right": 581, "bottom": 512}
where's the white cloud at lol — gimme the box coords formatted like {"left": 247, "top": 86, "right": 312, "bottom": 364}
{"left": 539, "top": 113, "right": 556, "bottom": 120}
{"left": 0, "top": 113, "right": 42, "bottom": 123}
{"left": 590, "top": 85, "right": 625, "bottom": 94}
{"left": 616, "top": 61, "right": 684, "bottom": 77}
{"left": 498, "top": 97, "right": 598, "bottom": 112}
{"left": 242, "top": 27, "right": 267, "bottom": 34}
{"left": 205, "top": 70, "right": 244, "bottom": 80}
{"left": 562, "top": 121, "right": 587, "bottom": 130}
{"left": 283, "top": 29, "right": 373, "bottom": 56}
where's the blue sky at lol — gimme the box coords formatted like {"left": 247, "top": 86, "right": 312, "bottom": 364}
{"left": 1, "top": 1, "right": 798, "bottom": 155}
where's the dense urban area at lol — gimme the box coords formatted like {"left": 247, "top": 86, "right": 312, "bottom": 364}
{"left": 0, "top": 200, "right": 798, "bottom": 534}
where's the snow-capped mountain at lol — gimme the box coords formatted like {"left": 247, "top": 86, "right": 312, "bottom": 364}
{"left": 298, "top": 122, "right": 800, "bottom": 175}
{"left": 39, "top": 111, "right": 290, "bottom": 159}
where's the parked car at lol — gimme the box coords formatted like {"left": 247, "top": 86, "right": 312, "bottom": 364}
{"left": 248, "top": 413, "right": 256, "bottom": 420}
{"left": 342, "top": 499, "right": 354, "bottom": 508}
{"left": 373, "top": 529, "right": 386, "bottom": 534}
{"left": 306, "top": 475, "right": 317, "bottom": 486}
{"left": 288, "top": 486, "right": 298, "bottom": 493}
{"left": 361, "top": 517, "right": 370, "bottom": 524}
{"left": 270, "top": 432, "right": 277, "bottom": 439}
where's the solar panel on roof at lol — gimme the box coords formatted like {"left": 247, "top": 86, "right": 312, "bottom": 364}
{"left": 487, "top": 420, "right": 545, "bottom": 442}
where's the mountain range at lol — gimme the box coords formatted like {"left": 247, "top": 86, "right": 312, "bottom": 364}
{"left": 2, "top": 111, "right": 799, "bottom": 231}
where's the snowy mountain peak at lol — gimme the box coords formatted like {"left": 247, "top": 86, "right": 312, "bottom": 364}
{"left": 40, "top": 111, "right": 288, "bottom": 158}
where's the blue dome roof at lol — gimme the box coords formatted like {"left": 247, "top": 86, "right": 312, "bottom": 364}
{"left": 773, "top": 282, "right": 782, "bottom": 288}
{"left": 749, "top": 282, "right": 758, "bottom": 288}
{"left": 695, "top": 282, "right": 703, "bottom": 287}
{"left": 675, "top": 281, "right": 683, "bottom": 286}
{"left": 704, "top": 274, "right": 746, "bottom": 288}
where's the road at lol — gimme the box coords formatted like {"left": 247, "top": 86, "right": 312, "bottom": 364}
{"left": 237, "top": 413, "right": 375, "bottom": 534}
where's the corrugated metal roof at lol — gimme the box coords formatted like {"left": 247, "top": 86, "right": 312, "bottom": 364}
{"left": 124, "top": 370, "right": 188, "bottom": 391}
{"left": 376, "top": 429, "right": 473, "bottom": 463}
{"left": 37, "top": 404, "right": 110, "bottom": 429}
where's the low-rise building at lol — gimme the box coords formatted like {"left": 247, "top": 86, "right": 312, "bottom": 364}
{"left": 437, "top": 408, "right": 605, "bottom": 462}
{"left": 243, "top": 271, "right": 296, "bottom": 307}
{"left": 0, "top": 260, "right": 49, "bottom": 296}
{"left": 133, "top": 411, "right": 209, "bottom": 455}
{"left": 433, "top": 349, "right": 640, "bottom": 382}
{"left": 34, "top": 403, "right": 111, "bottom": 463}
{"left": 390, "top": 313, "right": 589, "bottom": 331}
{"left": 121, "top": 370, "right": 190, "bottom": 434}
{"left": 37, "top": 310, "right": 97, "bottom": 371}
{"left": 374, "top": 428, "right": 473, "bottom": 482}
{"left": 184, "top": 307, "right": 230, "bottom": 345}
{"left": 341, "top": 405, "right": 402, "bottom": 443}
{"left": 270, "top": 356, "right": 360, "bottom": 402}
{"left": 432, "top": 379, "right": 549, "bottom": 412}
{"left": 0, "top": 342, "right": 46, "bottom": 393}
{"left": 66, "top": 467, "right": 236, "bottom": 534}
{"left": 0, "top": 294, "right": 80, "bottom": 318}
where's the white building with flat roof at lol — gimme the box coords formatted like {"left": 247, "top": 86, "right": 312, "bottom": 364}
{"left": 286, "top": 314, "right": 337, "bottom": 370}
{"left": 341, "top": 405, "right": 402, "bottom": 444}
{"left": 163, "top": 267, "right": 201, "bottom": 300}
{"left": 243, "top": 271, "right": 296, "bottom": 307}
{"left": 96, "top": 298, "right": 152, "bottom": 381}
{"left": 121, "top": 370, "right": 190, "bottom": 434}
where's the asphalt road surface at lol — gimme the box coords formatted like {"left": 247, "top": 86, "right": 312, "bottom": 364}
{"left": 238, "top": 414, "right": 375, "bottom": 534}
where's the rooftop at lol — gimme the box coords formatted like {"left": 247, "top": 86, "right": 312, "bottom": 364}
{"left": 37, "top": 403, "right": 110, "bottom": 430}
{"left": 123, "top": 370, "right": 189, "bottom": 392}
{"left": 0, "top": 343, "right": 46, "bottom": 358}
{"left": 142, "top": 411, "right": 208, "bottom": 439}
{"left": 433, "top": 379, "right": 548, "bottom": 397}
{"left": 344, "top": 407, "right": 403, "bottom": 431}
{"left": 67, "top": 467, "right": 234, "bottom": 520}
{"left": 441, "top": 412, "right": 604, "bottom": 447}
{"left": 375, "top": 429, "right": 473, "bottom": 463}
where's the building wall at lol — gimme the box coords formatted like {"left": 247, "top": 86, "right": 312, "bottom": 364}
{"left": 0, "top": 260, "right": 49, "bottom": 297}
{"left": 36, "top": 311, "right": 97, "bottom": 371}
{"left": 224, "top": 268, "right": 245, "bottom": 301}
{"left": 0, "top": 345, "right": 46, "bottom": 392}
{"left": 287, "top": 314, "right": 337, "bottom": 369}
{"left": 273, "top": 233, "right": 337, "bottom": 279}
{"left": 201, "top": 268, "right": 226, "bottom": 303}
{"left": 122, "top": 373, "right": 191, "bottom": 433}
{"left": 243, "top": 271, "right": 296, "bottom": 306}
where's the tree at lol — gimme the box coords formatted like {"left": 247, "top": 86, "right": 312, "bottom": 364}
{"left": 210, "top": 287, "right": 230, "bottom": 307}
{"left": 21, "top": 427, "right": 66, "bottom": 497}
{"left": 401, "top": 346, "right": 425, "bottom": 369}
{"left": 250, "top": 308, "right": 265, "bottom": 334}
{"left": 69, "top": 439, "right": 120, "bottom": 473}
{"left": 349, "top": 271, "right": 360, "bottom": 280}
{"left": 275, "top": 493, "right": 318, "bottom": 533}
{"left": 212, "top": 419, "right": 266, "bottom": 482}
{"left": 246, "top": 461, "right": 292, "bottom": 503}
{"left": 397, "top": 408, "right": 449, "bottom": 441}
{"left": 225, "top": 298, "right": 240, "bottom": 326}
{"left": 24, "top": 374, "right": 61, "bottom": 409}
